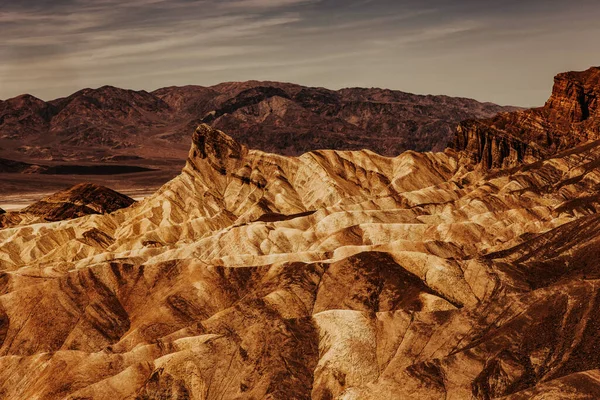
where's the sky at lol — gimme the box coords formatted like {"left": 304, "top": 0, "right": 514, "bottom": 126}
{"left": 1, "top": 0, "right": 599, "bottom": 106}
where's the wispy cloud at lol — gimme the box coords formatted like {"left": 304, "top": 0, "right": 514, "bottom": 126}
{"left": 1, "top": 0, "right": 600, "bottom": 105}
{"left": 219, "top": 0, "right": 319, "bottom": 9}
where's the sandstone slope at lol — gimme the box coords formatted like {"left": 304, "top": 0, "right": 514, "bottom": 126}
{"left": 1, "top": 123, "right": 600, "bottom": 399}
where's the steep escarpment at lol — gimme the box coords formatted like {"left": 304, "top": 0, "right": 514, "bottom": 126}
{"left": 454, "top": 120, "right": 545, "bottom": 169}
{"left": 546, "top": 68, "right": 600, "bottom": 123}
{"left": 454, "top": 66, "right": 600, "bottom": 168}
{"left": 2, "top": 124, "right": 600, "bottom": 398}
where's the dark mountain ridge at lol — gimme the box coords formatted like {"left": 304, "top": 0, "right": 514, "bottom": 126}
{"left": 0, "top": 81, "right": 518, "bottom": 165}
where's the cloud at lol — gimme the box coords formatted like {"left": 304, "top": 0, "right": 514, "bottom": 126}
{"left": 219, "top": 0, "right": 319, "bottom": 9}
{"left": 1, "top": 0, "right": 600, "bottom": 105}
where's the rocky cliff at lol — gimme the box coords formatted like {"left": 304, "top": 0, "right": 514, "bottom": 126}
{"left": 454, "top": 66, "right": 600, "bottom": 168}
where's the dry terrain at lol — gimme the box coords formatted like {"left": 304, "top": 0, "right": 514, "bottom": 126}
{"left": 0, "top": 68, "right": 599, "bottom": 399}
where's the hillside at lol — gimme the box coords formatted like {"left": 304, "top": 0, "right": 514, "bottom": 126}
{"left": 1, "top": 119, "right": 600, "bottom": 398}
{"left": 0, "top": 183, "right": 135, "bottom": 228}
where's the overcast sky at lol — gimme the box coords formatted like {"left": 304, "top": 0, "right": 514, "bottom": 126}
{"left": 1, "top": 0, "right": 599, "bottom": 105}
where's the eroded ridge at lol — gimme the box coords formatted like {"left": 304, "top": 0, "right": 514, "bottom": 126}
{"left": 1, "top": 124, "right": 600, "bottom": 399}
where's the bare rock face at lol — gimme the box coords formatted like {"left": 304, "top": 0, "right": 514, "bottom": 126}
{"left": 454, "top": 119, "right": 546, "bottom": 169}
{"left": 2, "top": 122, "right": 600, "bottom": 398}
{"left": 0, "top": 183, "right": 134, "bottom": 228}
{"left": 454, "top": 66, "right": 600, "bottom": 168}
{"left": 24, "top": 182, "right": 135, "bottom": 217}
{"left": 546, "top": 68, "right": 600, "bottom": 122}
{"left": 188, "top": 123, "right": 248, "bottom": 175}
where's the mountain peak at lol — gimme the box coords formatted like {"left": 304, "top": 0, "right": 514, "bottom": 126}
{"left": 22, "top": 182, "right": 135, "bottom": 221}
{"left": 188, "top": 124, "right": 247, "bottom": 175}
{"left": 4, "top": 93, "right": 47, "bottom": 106}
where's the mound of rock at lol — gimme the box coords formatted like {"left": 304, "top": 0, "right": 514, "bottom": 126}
{"left": 0, "top": 183, "right": 134, "bottom": 228}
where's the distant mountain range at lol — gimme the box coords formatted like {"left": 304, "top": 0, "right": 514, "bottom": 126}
{"left": 0, "top": 81, "right": 518, "bottom": 169}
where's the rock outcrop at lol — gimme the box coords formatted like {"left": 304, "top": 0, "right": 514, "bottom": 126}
{"left": 1, "top": 123, "right": 600, "bottom": 398}
{"left": 0, "top": 183, "right": 134, "bottom": 228}
{"left": 454, "top": 66, "right": 600, "bottom": 168}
